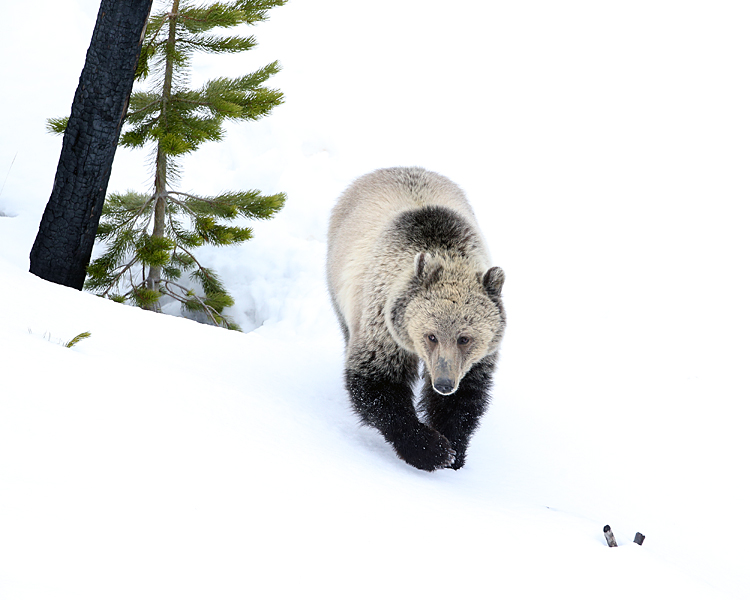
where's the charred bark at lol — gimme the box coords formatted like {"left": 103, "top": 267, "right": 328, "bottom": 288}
{"left": 29, "top": 0, "right": 153, "bottom": 289}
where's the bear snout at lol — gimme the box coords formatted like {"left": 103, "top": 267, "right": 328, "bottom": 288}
{"left": 433, "top": 377, "right": 456, "bottom": 395}
{"left": 431, "top": 354, "right": 459, "bottom": 395}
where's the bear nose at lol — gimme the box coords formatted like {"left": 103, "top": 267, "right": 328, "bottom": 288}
{"left": 433, "top": 377, "right": 455, "bottom": 395}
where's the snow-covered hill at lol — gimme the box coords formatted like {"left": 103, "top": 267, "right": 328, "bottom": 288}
{"left": 2, "top": 1, "right": 749, "bottom": 598}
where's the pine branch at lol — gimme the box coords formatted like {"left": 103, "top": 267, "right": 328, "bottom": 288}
{"left": 232, "top": 0, "right": 287, "bottom": 22}
{"left": 161, "top": 280, "right": 223, "bottom": 327}
{"left": 126, "top": 94, "right": 162, "bottom": 120}
{"left": 179, "top": 3, "right": 244, "bottom": 32}
{"left": 65, "top": 331, "right": 92, "bottom": 348}
{"left": 86, "top": 254, "right": 140, "bottom": 296}
{"left": 184, "top": 34, "right": 256, "bottom": 54}
{"left": 46, "top": 116, "right": 69, "bottom": 136}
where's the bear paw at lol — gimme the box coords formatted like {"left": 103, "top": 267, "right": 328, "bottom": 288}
{"left": 447, "top": 450, "right": 466, "bottom": 470}
{"left": 393, "top": 424, "right": 456, "bottom": 471}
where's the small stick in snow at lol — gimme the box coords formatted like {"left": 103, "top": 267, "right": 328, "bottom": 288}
{"left": 633, "top": 532, "right": 645, "bottom": 546}
{"left": 603, "top": 525, "right": 618, "bottom": 547}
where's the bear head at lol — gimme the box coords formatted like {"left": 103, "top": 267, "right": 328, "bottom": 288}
{"left": 386, "top": 252, "right": 506, "bottom": 396}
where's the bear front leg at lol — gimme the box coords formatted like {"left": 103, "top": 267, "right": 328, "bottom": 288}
{"left": 420, "top": 353, "right": 497, "bottom": 469}
{"left": 345, "top": 353, "right": 456, "bottom": 471}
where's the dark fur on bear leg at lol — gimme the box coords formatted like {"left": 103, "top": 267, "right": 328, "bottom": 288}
{"left": 345, "top": 369, "right": 456, "bottom": 471}
{"left": 420, "top": 354, "right": 496, "bottom": 469}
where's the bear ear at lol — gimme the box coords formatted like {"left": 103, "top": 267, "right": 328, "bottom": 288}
{"left": 482, "top": 266, "right": 505, "bottom": 298}
{"left": 414, "top": 252, "right": 442, "bottom": 285}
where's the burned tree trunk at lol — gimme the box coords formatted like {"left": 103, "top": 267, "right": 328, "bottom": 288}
{"left": 29, "top": 0, "right": 153, "bottom": 289}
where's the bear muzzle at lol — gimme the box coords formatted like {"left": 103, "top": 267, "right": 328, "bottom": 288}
{"left": 431, "top": 355, "right": 459, "bottom": 395}
{"left": 432, "top": 376, "right": 456, "bottom": 395}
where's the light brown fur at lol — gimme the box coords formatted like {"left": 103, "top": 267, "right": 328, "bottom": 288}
{"left": 326, "top": 167, "right": 505, "bottom": 470}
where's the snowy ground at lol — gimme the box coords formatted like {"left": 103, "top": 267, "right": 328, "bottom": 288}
{"left": 2, "top": 1, "right": 750, "bottom": 598}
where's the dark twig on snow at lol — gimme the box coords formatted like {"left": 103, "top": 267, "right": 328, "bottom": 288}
{"left": 633, "top": 532, "right": 646, "bottom": 546}
{"left": 603, "top": 524, "right": 618, "bottom": 547}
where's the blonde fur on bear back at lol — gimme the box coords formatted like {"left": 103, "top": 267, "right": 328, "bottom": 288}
{"left": 327, "top": 167, "right": 491, "bottom": 342}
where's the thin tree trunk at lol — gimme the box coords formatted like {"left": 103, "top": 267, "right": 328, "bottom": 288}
{"left": 144, "top": 0, "right": 179, "bottom": 308}
{"left": 29, "top": 0, "right": 153, "bottom": 289}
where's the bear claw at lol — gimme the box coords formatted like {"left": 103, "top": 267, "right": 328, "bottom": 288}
{"left": 442, "top": 448, "right": 457, "bottom": 469}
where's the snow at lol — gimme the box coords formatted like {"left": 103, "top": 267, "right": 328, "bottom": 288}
{"left": 2, "top": 0, "right": 750, "bottom": 597}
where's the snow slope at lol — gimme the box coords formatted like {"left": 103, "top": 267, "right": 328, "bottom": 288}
{"left": 2, "top": 1, "right": 750, "bottom": 598}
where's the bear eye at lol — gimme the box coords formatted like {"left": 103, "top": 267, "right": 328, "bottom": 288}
{"left": 427, "top": 334, "right": 438, "bottom": 344}
{"left": 457, "top": 336, "right": 472, "bottom": 346}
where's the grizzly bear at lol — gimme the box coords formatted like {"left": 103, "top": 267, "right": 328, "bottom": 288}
{"left": 327, "top": 167, "right": 506, "bottom": 470}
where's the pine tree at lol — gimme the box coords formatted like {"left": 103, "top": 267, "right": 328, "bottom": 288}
{"left": 68, "top": 0, "right": 287, "bottom": 329}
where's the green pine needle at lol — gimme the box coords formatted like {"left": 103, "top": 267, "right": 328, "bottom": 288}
{"left": 65, "top": 331, "right": 92, "bottom": 349}
{"left": 46, "top": 117, "right": 69, "bottom": 136}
